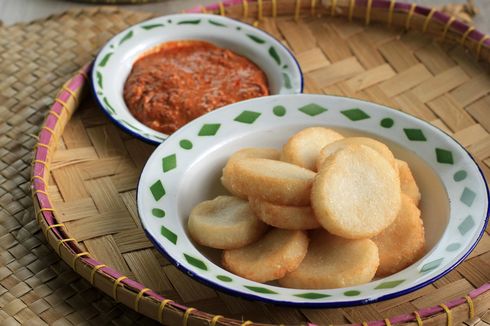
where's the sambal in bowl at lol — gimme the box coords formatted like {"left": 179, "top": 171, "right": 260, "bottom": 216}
{"left": 92, "top": 13, "right": 303, "bottom": 143}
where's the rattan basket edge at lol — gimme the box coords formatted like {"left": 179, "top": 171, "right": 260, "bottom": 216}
{"left": 31, "top": 1, "right": 490, "bottom": 325}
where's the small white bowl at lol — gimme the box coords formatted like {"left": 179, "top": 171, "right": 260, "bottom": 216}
{"left": 91, "top": 13, "right": 303, "bottom": 144}
{"left": 137, "top": 94, "right": 488, "bottom": 307}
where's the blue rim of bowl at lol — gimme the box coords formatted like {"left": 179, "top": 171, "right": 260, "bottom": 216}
{"left": 90, "top": 13, "right": 304, "bottom": 145}
{"left": 136, "top": 93, "right": 490, "bottom": 308}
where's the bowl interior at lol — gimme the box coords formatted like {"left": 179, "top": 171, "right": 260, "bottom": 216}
{"left": 178, "top": 125, "right": 450, "bottom": 271}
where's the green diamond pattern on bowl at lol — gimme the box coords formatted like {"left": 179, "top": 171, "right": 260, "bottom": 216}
{"left": 184, "top": 253, "right": 208, "bottom": 271}
{"left": 420, "top": 258, "right": 443, "bottom": 273}
{"left": 161, "top": 225, "right": 177, "bottom": 244}
{"left": 152, "top": 208, "right": 165, "bottom": 218}
{"left": 375, "top": 280, "right": 405, "bottom": 289}
{"left": 380, "top": 118, "right": 394, "bottom": 128}
{"left": 344, "top": 290, "right": 361, "bottom": 296}
{"left": 341, "top": 108, "right": 370, "bottom": 121}
{"left": 460, "top": 187, "right": 476, "bottom": 207}
{"left": 298, "top": 103, "right": 327, "bottom": 116}
{"left": 273, "top": 105, "right": 286, "bottom": 116}
{"left": 217, "top": 275, "right": 233, "bottom": 282}
{"left": 404, "top": 128, "right": 427, "bottom": 141}
{"left": 150, "top": 180, "right": 165, "bottom": 201}
{"left": 179, "top": 139, "right": 193, "bottom": 150}
{"left": 446, "top": 243, "right": 461, "bottom": 252}
{"left": 436, "top": 148, "right": 454, "bottom": 164}
{"left": 234, "top": 111, "right": 261, "bottom": 124}
{"left": 198, "top": 123, "right": 221, "bottom": 136}
{"left": 458, "top": 215, "right": 475, "bottom": 235}
{"left": 294, "top": 292, "right": 331, "bottom": 299}
{"left": 162, "top": 154, "right": 177, "bottom": 172}
{"left": 137, "top": 94, "right": 488, "bottom": 306}
{"left": 244, "top": 286, "right": 278, "bottom": 294}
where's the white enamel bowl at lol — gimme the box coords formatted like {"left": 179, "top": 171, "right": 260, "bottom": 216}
{"left": 137, "top": 94, "right": 488, "bottom": 307}
{"left": 92, "top": 13, "right": 303, "bottom": 144}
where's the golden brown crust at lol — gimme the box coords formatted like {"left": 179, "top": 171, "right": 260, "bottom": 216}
{"left": 396, "top": 159, "right": 421, "bottom": 206}
{"left": 221, "top": 148, "right": 281, "bottom": 199}
{"left": 372, "top": 194, "right": 425, "bottom": 276}
{"left": 311, "top": 145, "right": 401, "bottom": 239}
{"left": 281, "top": 127, "right": 343, "bottom": 171}
{"left": 278, "top": 230, "right": 379, "bottom": 289}
{"left": 222, "top": 229, "right": 309, "bottom": 283}
{"left": 316, "top": 137, "right": 397, "bottom": 171}
{"left": 249, "top": 198, "right": 321, "bottom": 230}
{"left": 229, "top": 158, "right": 316, "bottom": 206}
{"left": 187, "top": 196, "right": 268, "bottom": 249}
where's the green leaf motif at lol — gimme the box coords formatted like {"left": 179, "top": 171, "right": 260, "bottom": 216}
{"left": 177, "top": 19, "right": 201, "bottom": 25}
{"left": 161, "top": 226, "right": 177, "bottom": 244}
{"left": 162, "top": 154, "right": 177, "bottom": 172}
{"left": 234, "top": 111, "right": 261, "bottom": 124}
{"left": 341, "top": 108, "right": 370, "bottom": 121}
{"left": 119, "top": 30, "right": 134, "bottom": 45}
{"left": 375, "top": 280, "right": 405, "bottom": 289}
{"left": 294, "top": 292, "right": 331, "bottom": 299}
{"left": 184, "top": 254, "right": 208, "bottom": 270}
{"left": 244, "top": 286, "right": 277, "bottom": 294}
{"left": 269, "top": 46, "right": 281, "bottom": 65}
{"left": 96, "top": 71, "right": 103, "bottom": 89}
{"left": 283, "top": 73, "right": 292, "bottom": 89}
{"left": 103, "top": 97, "right": 116, "bottom": 115}
{"left": 247, "top": 34, "right": 266, "bottom": 44}
{"left": 299, "top": 103, "right": 327, "bottom": 116}
{"left": 208, "top": 19, "right": 226, "bottom": 27}
{"left": 141, "top": 24, "right": 164, "bottom": 30}
{"left": 119, "top": 119, "right": 142, "bottom": 132}
{"left": 98, "top": 52, "right": 114, "bottom": 67}
{"left": 198, "top": 123, "right": 221, "bottom": 136}
{"left": 150, "top": 180, "right": 165, "bottom": 201}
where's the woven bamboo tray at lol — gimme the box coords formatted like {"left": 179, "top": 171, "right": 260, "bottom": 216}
{"left": 29, "top": 1, "right": 490, "bottom": 325}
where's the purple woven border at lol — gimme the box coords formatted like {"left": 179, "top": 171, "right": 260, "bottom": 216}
{"left": 30, "top": 5, "right": 490, "bottom": 324}
{"left": 185, "top": 0, "right": 490, "bottom": 51}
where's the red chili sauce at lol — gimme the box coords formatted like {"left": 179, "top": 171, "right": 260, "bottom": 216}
{"left": 124, "top": 40, "right": 269, "bottom": 134}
